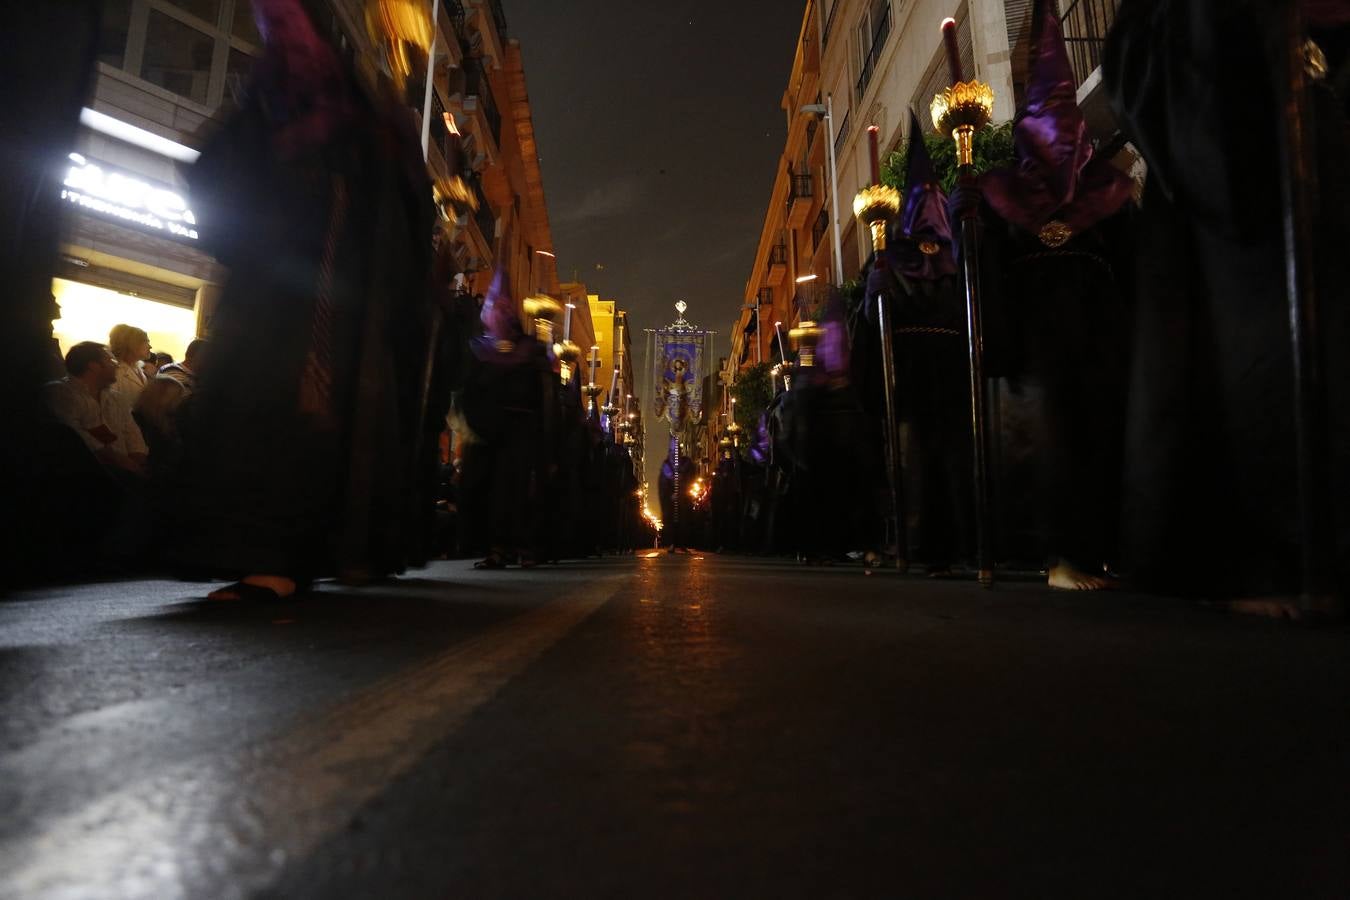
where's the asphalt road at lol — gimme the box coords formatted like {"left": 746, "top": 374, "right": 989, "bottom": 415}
{"left": 1, "top": 556, "right": 1347, "bottom": 899}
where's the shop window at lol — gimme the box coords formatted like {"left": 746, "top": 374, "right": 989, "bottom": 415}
{"left": 141, "top": 9, "right": 217, "bottom": 106}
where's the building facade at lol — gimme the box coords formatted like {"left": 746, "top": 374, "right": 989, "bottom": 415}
{"left": 53, "top": 0, "right": 557, "bottom": 362}
{"left": 724, "top": 0, "right": 1122, "bottom": 393}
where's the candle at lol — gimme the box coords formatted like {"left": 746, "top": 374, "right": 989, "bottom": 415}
{"left": 774, "top": 321, "right": 788, "bottom": 362}
{"left": 941, "top": 18, "right": 964, "bottom": 85}
{"left": 563, "top": 302, "right": 574, "bottom": 341}
{"left": 867, "top": 125, "right": 881, "bottom": 187}
{"left": 590, "top": 344, "right": 600, "bottom": 384}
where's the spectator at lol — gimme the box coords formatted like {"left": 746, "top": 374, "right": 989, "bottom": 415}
{"left": 108, "top": 323, "right": 153, "bottom": 402}
{"left": 154, "top": 351, "right": 174, "bottom": 369}
{"left": 45, "top": 341, "right": 148, "bottom": 477}
{"left": 136, "top": 338, "right": 207, "bottom": 454}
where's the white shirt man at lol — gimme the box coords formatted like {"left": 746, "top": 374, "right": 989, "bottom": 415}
{"left": 45, "top": 341, "right": 148, "bottom": 475}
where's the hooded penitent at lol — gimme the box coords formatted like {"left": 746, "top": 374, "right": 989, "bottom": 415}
{"left": 980, "top": 0, "right": 1132, "bottom": 242}
{"left": 471, "top": 268, "right": 532, "bottom": 364}
{"left": 897, "top": 108, "right": 957, "bottom": 280}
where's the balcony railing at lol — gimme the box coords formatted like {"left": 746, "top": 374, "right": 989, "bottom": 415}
{"left": 854, "top": 8, "right": 892, "bottom": 100}
{"left": 430, "top": 90, "right": 460, "bottom": 173}
{"left": 465, "top": 58, "right": 501, "bottom": 146}
{"left": 1059, "top": 0, "right": 1120, "bottom": 86}
{"left": 812, "top": 208, "right": 829, "bottom": 248}
{"left": 833, "top": 109, "right": 850, "bottom": 159}
{"left": 470, "top": 174, "right": 495, "bottom": 243}
{"left": 487, "top": 0, "right": 508, "bottom": 40}
{"left": 769, "top": 244, "right": 788, "bottom": 266}
{"left": 789, "top": 173, "right": 813, "bottom": 201}
{"left": 822, "top": 0, "right": 840, "bottom": 47}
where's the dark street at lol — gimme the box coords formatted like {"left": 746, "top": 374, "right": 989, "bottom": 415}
{"left": 2, "top": 557, "right": 1347, "bottom": 898}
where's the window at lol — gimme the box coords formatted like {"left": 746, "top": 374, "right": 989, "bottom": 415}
{"left": 141, "top": 10, "right": 216, "bottom": 106}
{"left": 232, "top": 0, "right": 260, "bottom": 44}
{"left": 168, "top": 0, "right": 222, "bottom": 25}
{"left": 100, "top": 0, "right": 260, "bottom": 111}
{"left": 854, "top": 0, "right": 892, "bottom": 99}
{"left": 99, "top": 0, "right": 134, "bottom": 68}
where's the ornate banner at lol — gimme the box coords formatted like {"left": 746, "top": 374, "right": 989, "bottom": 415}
{"left": 650, "top": 301, "right": 709, "bottom": 435}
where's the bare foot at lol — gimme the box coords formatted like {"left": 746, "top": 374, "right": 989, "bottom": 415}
{"left": 1048, "top": 560, "right": 1113, "bottom": 591}
{"left": 209, "top": 574, "right": 298, "bottom": 601}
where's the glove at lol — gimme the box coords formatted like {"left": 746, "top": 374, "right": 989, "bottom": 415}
{"left": 948, "top": 182, "right": 983, "bottom": 223}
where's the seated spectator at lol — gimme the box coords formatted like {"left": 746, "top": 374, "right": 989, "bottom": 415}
{"left": 153, "top": 351, "right": 174, "bottom": 369}
{"left": 45, "top": 341, "right": 148, "bottom": 478}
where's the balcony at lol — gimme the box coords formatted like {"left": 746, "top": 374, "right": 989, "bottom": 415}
{"left": 787, "top": 173, "right": 813, "bottom": 229}
{"left": 812, "top": 208, "right": 829, "bottom": 250}
{"left": 1061, "top": 0, "right": 1122, "bottom": 136}
{"left": 462, "top": 0, "right": 507, "bottom": 69}
{"left": 434, "top": 0, "right": 466, "bottom": 68}
{"left": 447, "top": 58, "right": 500, "bottom": 168}
{"left": 855, "top": 9, "right": 892, "bottom": 101}
{"left": 1060, "top": 0, "right": 1120, "bottom": 86}
{"left": 833, "top": 109, "right": 850, "bottom": 160}
{"left": 457, "top": 173, "right": 495, "bottom": 265}
{"left": 822, "top": 0, "right": 839, "bottom": 47}
{"left": 766, "top": 243, "right": 788, "bottom": 285}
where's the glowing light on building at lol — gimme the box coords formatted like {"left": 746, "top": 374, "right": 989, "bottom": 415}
{"left": 62, "top": 153, "right": 199, "bottom": 241}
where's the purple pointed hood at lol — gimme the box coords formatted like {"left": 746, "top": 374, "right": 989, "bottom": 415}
{"left": 749, "top": 412, "right": 771, "bottom": 466}
{"left": 898, "top": 109, "right": 957, "bottom": 280}
{"left": 471, "top": 268, "right": 531, "bottom": 364}
{"left": 980, "top": 0, "right": 1132, "bottom": 238}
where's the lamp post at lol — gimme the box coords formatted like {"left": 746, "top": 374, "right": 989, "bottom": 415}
{"left": 800, "top": 98, "right": 845, "bottom": 287}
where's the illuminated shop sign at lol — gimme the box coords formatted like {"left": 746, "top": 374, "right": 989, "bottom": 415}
{"left": 61, "top": 153, "right": 199, "bottom": 241}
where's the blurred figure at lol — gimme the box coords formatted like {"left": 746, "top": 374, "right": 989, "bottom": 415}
{"left": 775, "top": 299, "right": 881, "bottom": 563}
{"left": 460, "top": 269, "right": 555, "bottom": 569}
{"left": 864, "top": 111, "right": 972, "bottom": 576}
{"left": 0, "top": 3, "right": 102, "bottom": 579}
{"left": 169, "top": 0, "right": 437, "bottom": 601}
{"left": 1105, "top": 0, "right": 1350, "bottom": 609}
{"left": 973, "top": 0, "right": 1135, "bottom": 589}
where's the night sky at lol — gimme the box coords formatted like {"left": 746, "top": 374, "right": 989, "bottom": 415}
{"left": 509, "top": 0, "right": 805, "bottom": 419}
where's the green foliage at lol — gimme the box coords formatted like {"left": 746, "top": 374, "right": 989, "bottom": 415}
{"left": 881, "top": 121, "right": 1016, "bottom": 196}
{"left": 729, "top": 362, "right": 773, "bottom": 443}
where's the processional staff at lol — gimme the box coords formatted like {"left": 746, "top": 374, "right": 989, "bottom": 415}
{"left": 854, "top": 125, "right": 905, "bottom": 569}
{"left": 931, "top": 16, "right": 996, "bottom": 587}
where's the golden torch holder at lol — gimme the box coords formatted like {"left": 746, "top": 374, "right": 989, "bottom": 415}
{"left": 929, "top": 80, "right": 995, "bottom": 166}
{"left": 788, "top": 321, "right": 825, "bottom": 368}
{"left": 555, "top": 339, "right": 582, "bottom": 384}
{"left": 523, "top": 294, "right": 563, "bottom": 344}
{"left": 852, "top": 185, "right": 901, "bottom": 254}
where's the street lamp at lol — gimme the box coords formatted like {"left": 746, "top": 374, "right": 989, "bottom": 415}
{"left": 800, "top": 98, "right": 845, "bottom": 287}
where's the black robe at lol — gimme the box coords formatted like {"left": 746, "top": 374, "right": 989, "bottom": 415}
{"left": 170, "top": 81, "right": 436, "bottom": 582}
{"left": 1105, "top": 0, "right": 1350, "bottom": 595}
{"left": 862, "top": 255, "right": 974, "bottom": 568}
